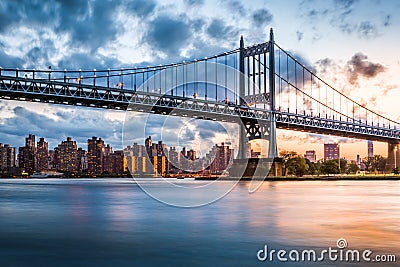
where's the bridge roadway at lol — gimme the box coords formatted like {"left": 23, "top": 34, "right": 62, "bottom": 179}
{"left": 1, "top": 74, "right": 400, "bottom": 143}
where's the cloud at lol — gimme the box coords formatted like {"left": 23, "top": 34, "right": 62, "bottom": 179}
{"left": 252, "top": 8, "right": 273, "bottom": 28}
{"left": 57, "top": 51, "right": 121, "bottom": 69}
{"left": 144, "top": 15, "right": 193, "bottom": 56}
{"left": 276, "top": 51, "right": 317, "bottom": 92}
{"left": 382, "top": 14, "right": 391, "bottom": 27}
{"left": 221, "top": 0, "right": 247, "bottom": 16}
{"left": 278, "top": 131, "right": 360, "bottom": 145}
{"left": 382, "top": 84, "right": 398, "bottom": 96}
{"left": 207, "top": 19, "right": 238, "bottom": 41}
{"left": 0, "top": 104, "right": 124, "bottom": 150}
{"left": 357, "top": 21, "right": 378, "bottom": 38}
{"left": 0, "top": 47, "right": 23, "bottom": 67}
{"left": 346, "top": 53, "right": 385, "bottom": 85}
{"left": 315, "top": 58, "right": 335, "bottom": 74}
{"left": 183, "top": 0, "right": 204, "bottom": 6}
{"left": 126, "top": 0, "right": 157, "bottom": 18}
{"left": 56, "top": 0, "right": 121, "bottom": 51}
{"left": 334, "top": 0, "right": 358, "bottom": 9}
{"left": 296, "top": 31, "right": 304, "bottom": 41}
{"left": 301, "top": 0, "right": 387, "bottom": 40}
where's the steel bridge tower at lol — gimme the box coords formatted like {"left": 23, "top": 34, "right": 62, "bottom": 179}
{"left": 237, "top": 28, "right": 278, "bottom": 160}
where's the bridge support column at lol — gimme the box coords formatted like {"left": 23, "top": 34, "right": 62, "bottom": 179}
{"left": 238, "top": 35, "right": 247, "bottom": 159}
{"left": 386, "top": 143, "right": 400, "bottom": 172}
{"left": 268, "top": 28, "right": 278, "bottom": 159}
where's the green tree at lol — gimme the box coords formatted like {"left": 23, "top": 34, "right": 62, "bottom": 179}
{"left": 339, "top": 158, "right": 348, "bottom": 174}
{"left": 371, "top": 155, "right": 387, "bottom": 173}
{"left": 320, "top": 160, "right": 339, "bottom": 175}
{"left": 305, "top": 159, "right": 319, "bottom": 175}
{"left": 287, "top": 157, "right": 309, "bottom": 177}
{"left": 346, "top": 162, "right": 359, "bottom": 174}
{"left": 279, "top": 151, "right": 298, "bottom": 176}
{"left": 363, "top": 155, "right": 387, "bottom": 174}
{"left": 362, "top": 157, "right": 373, "bottom": 172}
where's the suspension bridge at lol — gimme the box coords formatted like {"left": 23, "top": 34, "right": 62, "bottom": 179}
{"left": 0, "top": 29, "right": 399, "bottom": 170}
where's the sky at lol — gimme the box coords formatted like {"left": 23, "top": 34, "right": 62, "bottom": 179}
{"left": 0, "top": 0, "right": 399, "bottom": 160}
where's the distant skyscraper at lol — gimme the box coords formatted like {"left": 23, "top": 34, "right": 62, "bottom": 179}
{"left": 18, "top": 134, "right": 36, "bottom": 173}
{"left": 77, "top": 148, "right": 88, "bottom": 172}
{"left": 36, "top": 137, "right": 48, "bottom": 171}
{"left": 88, "top": 136, "right": 105, "bottom": 175}
{"left": 168, "top": 147, "right": 179, "bottom": 174}
{"left": 210, "top": 142, "right": 233, "bottom": 173}
{"left": 58, "top": 137, "right": 78, "bottom": 172}
{"left": 103, "top": 144, "right": 113, "bottom": 173}
{"left": 324, "top": 143, "right": 339, "bottom": 161}
{"left": 0, "top": 143, "right": 16, "bottom": 169}
{"left": 368, "top": 140, "right": 373, "bottom": 158}
{"left": 304, "top": 150, "right": 317, "bottom": 162}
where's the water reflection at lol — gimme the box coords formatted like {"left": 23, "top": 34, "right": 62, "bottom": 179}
{"left": 0, "top": 179, "right": 398, "bottom": 266}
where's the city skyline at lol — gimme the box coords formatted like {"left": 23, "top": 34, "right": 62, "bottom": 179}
{"left": 0, "top": 0, "right": 399, "bottom": 159}
{"left": 0, "top": 133, "right": 235, "bottom": 176}
{"left": 0, "top": 132, "right": 383, "bottom": 167}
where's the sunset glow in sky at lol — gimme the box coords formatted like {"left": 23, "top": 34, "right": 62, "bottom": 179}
{"left": 0, "top": 0, "right": 399, "bottom": 160}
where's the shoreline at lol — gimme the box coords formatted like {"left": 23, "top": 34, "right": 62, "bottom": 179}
{"left": 1, "top": 175, "right": 400, "bottom": 181}
{"left": 195, "top": 175, "right": 400, "bottom": 181}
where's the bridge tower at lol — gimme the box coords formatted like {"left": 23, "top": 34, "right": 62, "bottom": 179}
{"left": 387, "top": 143, "right": 400, "bottom": 172}
{"left": 237, "top": 28, "right": 278, "bottom": 159}
{"left": 268, "top": 28, "right": 278, "bottom": 158}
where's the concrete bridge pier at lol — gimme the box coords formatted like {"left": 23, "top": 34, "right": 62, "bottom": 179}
{"left": 386, "top": 143, "right": 400, "bottom": 172}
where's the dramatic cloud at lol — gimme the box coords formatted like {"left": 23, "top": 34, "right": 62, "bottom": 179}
{"left": 207, "top": 19, "right": 238, "bottom": 40}
{"left": 0, "top": 48, "right": 23, "bottom": 67}
{"left": 252, "top": 8, "right": 273, "bottom": 28}
{"left": 347, "top": 53, "right": 385, "bottom": 85}
{"left": 0, "top": 103, "right": 124, "bottom": 149}
{"left": 144, "top": 15, "right": 193, "bottom": 56}
{"left": 56, "top": 0, "right": 121, "bottom": 51}
{"left": 221, "top": 0, "right": 247, "bottom": 16}
{"left": 126, "top": 0, "right": 157, "bottom": 18}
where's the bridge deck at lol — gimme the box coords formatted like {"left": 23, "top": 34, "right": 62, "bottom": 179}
{"left": 1, "top": 75, "right": 399, "bottom": 143}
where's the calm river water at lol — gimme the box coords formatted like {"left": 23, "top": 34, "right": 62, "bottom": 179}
{"left": 0, "top": 178, "right": 398, "bottom": 266}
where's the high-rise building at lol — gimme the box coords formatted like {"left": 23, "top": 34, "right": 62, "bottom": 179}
{"left": 0, "top": 143, "right": 16, "bottom": 169}
{"left": 36, "top": 137, "right": 48, "bottom": 171}
{"left": 77, "top": 148, "right": 88, "bottom": 172}
{"left": 324, "top": 143, "right": 339, "bottom": 161}
{"left": 368, "top": 140, "right": 373, "bottom": 158}
{"left": 18, "top": 134, "right": 36, "bottom": 173}
{"left": 58, "top": 137, "right": 78, "bottom": 172}
{"left": 168, "top": 147, "right": 179, "bottom": 174}
{"left": 304, "top": 150, "right": 317, "bottom": 163}
{"left": 210, "top": 142, "right": 233, "bottom": 174}
{"left": 110, "top": 150, "right": 125, "bottom": 174}
{"left": 103, "top": 144, "right": 113, "bottom": 173}
{"left": 124, "top": 143, "right": 148, "bottom": 174}
{"left": 87, "top": 136, "right": 105, "bottom": 175}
